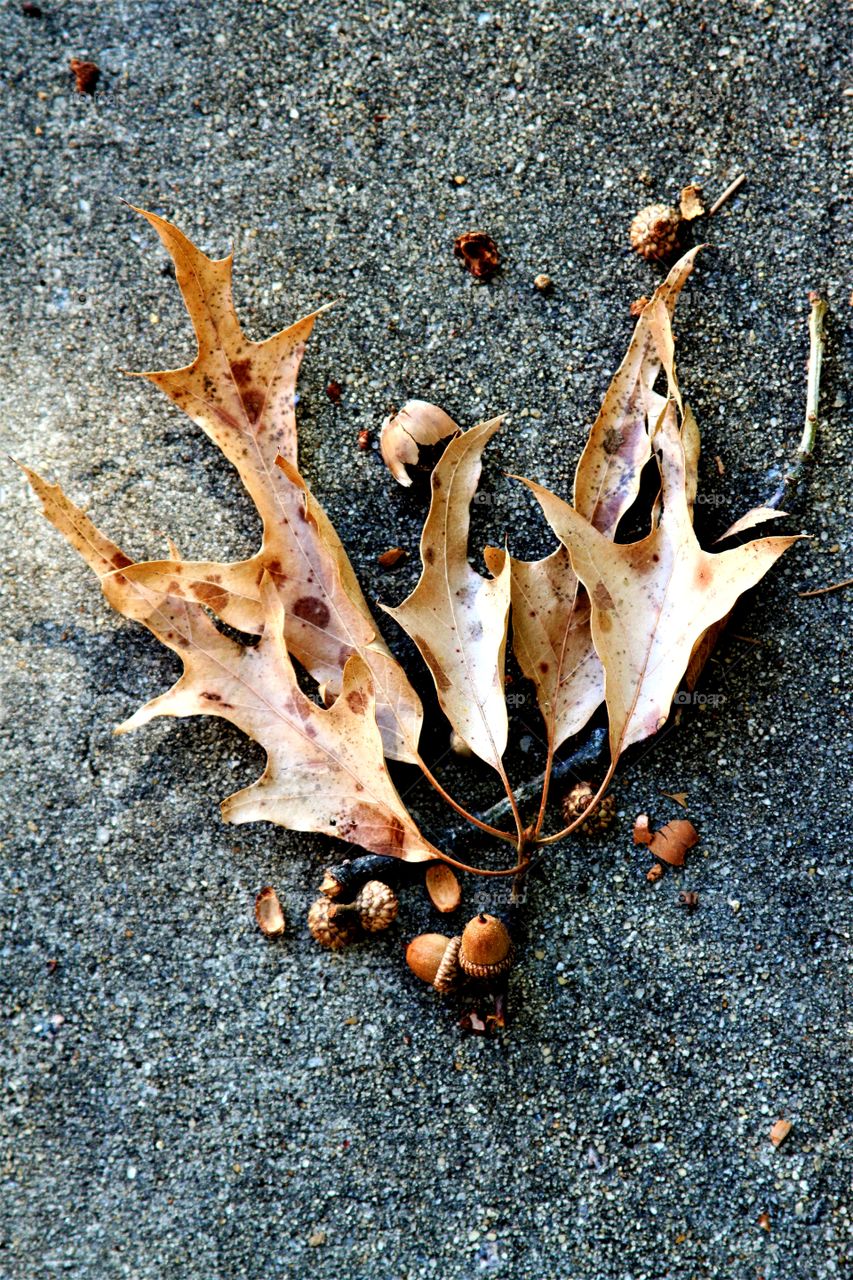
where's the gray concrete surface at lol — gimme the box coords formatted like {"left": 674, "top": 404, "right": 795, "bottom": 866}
{"left": 1, "top": 2, "right": 850, "bottom": 1277}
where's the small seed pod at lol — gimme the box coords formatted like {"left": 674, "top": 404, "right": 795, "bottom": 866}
{"left": 629, "top": 203, "right": 682, "bottom": 261}
{"left": 307, "top": 896, "right": 357, "bottom": 950}
{"left": 406, "top": 933, "right": 463, "bottom": 992}
{"left": 561, "top": 781, "right": 616, "bottom": 833}
{"left": 458, "top": 913, "right": 514, "bottom": 981}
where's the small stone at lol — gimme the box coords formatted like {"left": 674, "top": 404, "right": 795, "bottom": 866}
{"left": 308, "top": 1230, "right": 327, "bottom": 1247}
{"left": 533, "top": 273, "right": 553, "bottom": 293}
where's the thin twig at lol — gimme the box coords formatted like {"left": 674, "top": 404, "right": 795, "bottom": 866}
{"left": 708, "top": 172, "right": 746, "bottom": 216}
{"left": 767, "top": 292, "right": 827, "bottom": 510}
{"left": 798, "top": 578, "right": 853, "bottom": 598}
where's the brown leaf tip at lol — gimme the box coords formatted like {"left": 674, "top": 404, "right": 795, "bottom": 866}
{"left": 453, "top": 231, "right": 500, "bottom": 281}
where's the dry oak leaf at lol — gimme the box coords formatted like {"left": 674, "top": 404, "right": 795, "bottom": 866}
{"left": 24, "top": 466, "right": 439, "bottom": 862}
{"left": 380, "top": 400, "right": 459, "bottom": 487}
{"left": 384, "top": 418, "right": 512, "bottom": 775}
{"left": 490, "top": 249, "right": 701, "bottom": 755}
{"left": 109, "top": 209, "right": 422, "bottom": 763}
{"left": 648, "top": 819, "right": 699, "bottom": 867}
{"left": 523, "top": 405, "right": 801, "bottom": 763}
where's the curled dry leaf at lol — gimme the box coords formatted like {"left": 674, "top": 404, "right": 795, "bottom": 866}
{"left": 24, "top": 469, "right": 440, "bottom": 864}
{"left": 490, "top": 250, "right": 702, "bottom": 757}
{"left": 68, "top": 210, "right": 423, "bottom": 764}
{"left": 633, "top": 814, "right": 653, "bottom": 845}
{"left": 770, "top": 1118, "right": 792, "bottom": 1148}
{"left": 380, "top": 400, "right": 459, "bottom": 487}
{"left": 425, "top": 862, "right": 462, "bottom": 914}
{"left": 648, "top": 819, "right": 700, "bottom": 867}
{"left": 453, "top": 230, "right": 500, "bottom": 280}
{"left": 384, "top": 418, "right": 512, "bottom": 774}
{"left": 255, "top": 885, "right": 286, "bottom": 937}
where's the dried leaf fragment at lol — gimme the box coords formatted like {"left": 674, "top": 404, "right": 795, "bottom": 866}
{"left": 661, "top": 791, "right": 689, "bottom": 808}
{"left": 69, "top": 58, "right": 100, "bottom": 94}
{"left": 679, "top": 184, "right": 705, "bottom": 221}
{"left": 770, "top": 1118, "right": 792, "bottom": 1148}
{"left": 633, "top": 814, "right": 653, "bottom": 845}
{"left": 255, "top": 886, "right": 286, "bottom": 937}
{"left": 380, "top": 400, "right": 459, "bottom": 487}
{"left": 649, "top": 819, "right": 700, "bottom": 867}
{"left": 454, "top": 230, "right": 500, "bottom": 280}
{"left": 377, "top": 546, "right": 406, "bottom": 569}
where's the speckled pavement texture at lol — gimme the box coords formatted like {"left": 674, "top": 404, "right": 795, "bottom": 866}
{"left": 1, "top": 2, "right": 850, "bottom": 1277}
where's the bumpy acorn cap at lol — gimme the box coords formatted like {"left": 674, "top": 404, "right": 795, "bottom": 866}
{"left": 459, "top": 913, "right": 514, "bottom": 980}
{"left": 406, "top": 933, "right": 452, "bottom": 985}
{"left": 433, "top": 936, "right": 462, "bottom": 992}
{"left": 629, "top": 203, "right": 682, "bottom": 261}
{"left": 307, "top": 897, "right": 356, "bottom": 950}
{"left": 562, "top": 780, "right": 595, "bottom": 822}
{"left": 355, "top": 880, "right": 399, "bottom": 933}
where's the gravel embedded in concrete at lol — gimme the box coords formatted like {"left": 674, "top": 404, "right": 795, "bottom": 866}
{"left": 1, "top": 2, "right": 850, "bottom": 1277}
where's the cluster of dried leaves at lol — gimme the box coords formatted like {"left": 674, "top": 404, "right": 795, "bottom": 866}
{"left": 26, "top": 212, "right": 800, "bottom": 878}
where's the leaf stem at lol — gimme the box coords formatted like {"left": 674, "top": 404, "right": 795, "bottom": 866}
{"left": 414, "top": 753, "right": 517, "bottom": 845}
{"left": 708, "top": 172, "right": 746, "bottom": 217}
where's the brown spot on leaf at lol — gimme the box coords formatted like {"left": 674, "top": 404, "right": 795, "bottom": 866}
{"left": 242, "top": 388, "right": 264, "bottom": 424}
{"left": 111, "top": 550, "right": 133, "bottom": 570}
{"left": 416, "top": 636, "right": 452, "bottom": 691}
{"left": 192, "top": 582, "right": 229, "bottom": 613}
{"left": 231, "top": 358, "right": 253, "bottom": 386}
{"left": 201, "top": 691, "right": 222, "bottom": 701}
{"left": 424, "top": 546, "right": 435, "bottom": 565}
{"left": 293, "top": 596, "right": 331, "bottom": 630}
{"left": 602, "top": 426, "right": 623, "bottom": 455}
{"left": 593, "top": 582, "right": 615, "bottom": 610}
{"left": 346, "top": 689, "right": 369, "bottom": 716}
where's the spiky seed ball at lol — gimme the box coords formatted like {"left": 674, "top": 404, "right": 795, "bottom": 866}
{"left": 307, "top": 897, "right": 357, "bottom": 949}
{"left": 629, "top": 203, "right": 682, "bottom": 261}
{"left": 561, "top": 781, "right": 617, "bottom": 834}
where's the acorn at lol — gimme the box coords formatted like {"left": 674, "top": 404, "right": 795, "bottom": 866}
{"left": 307, "top": 896, "right": 358, "bottom": 949}
{"left": 458, "top": 913, "right": 514, "bottom": 981}
{"left": 329, "top": 880, "right": 399, "bottom": 933}
{"left": 561, "top": 780, "right": 616, "bottom": 834}
{"left": 629, "top": 203, "right": 682, "bottom": 261}
{"left": 406, "top": 933, "right": 463, "bottom": 992}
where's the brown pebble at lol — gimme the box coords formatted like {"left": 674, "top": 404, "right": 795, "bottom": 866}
{"left": 533, "top": 273, "right": 553, "bottom": 293}
{"left": 356, "top": 427, "right": 370, "bottom": 451}
{"left": 325, "top": 380, "right": 342, "bottom": 403}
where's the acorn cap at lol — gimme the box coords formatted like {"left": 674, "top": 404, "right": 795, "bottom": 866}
{"left": 308, "top": 896, "right": 357, "bottom": 950}
{"left": 629, "top": 203, "right": 682, "bottom": 261}
{"left": 406, "top": 933, "right": 452, "bottom": 986}
{"left": 254, "top": 885, "right": 286, "bottom": 938}
{"left": 433, "top": 936, "right": 462, "bottom": 992}
{"left": 459, "top": 913, "right": 514, "bottom": 980}
{"left": 425, "top": 862, "right": 462, "bottom": 914}
{"left": 355, "top": 880, "right": 398, "bottom": 932}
